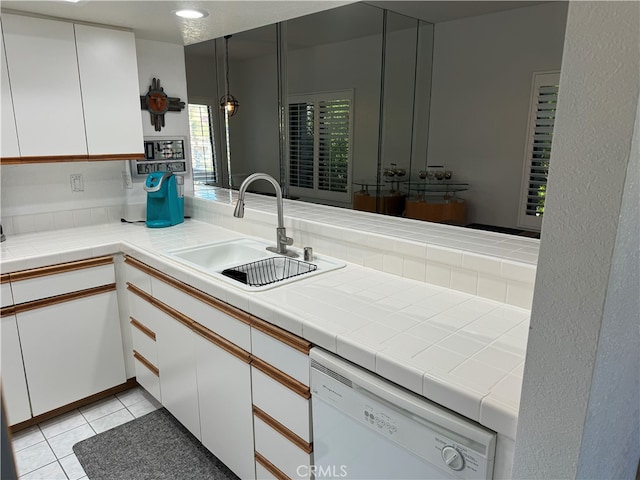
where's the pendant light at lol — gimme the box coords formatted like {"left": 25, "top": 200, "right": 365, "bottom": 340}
{"left": 220, "top": 35, "right": 239, "bottom": 117}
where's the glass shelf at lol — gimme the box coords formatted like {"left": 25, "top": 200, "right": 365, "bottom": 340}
{"left": 403, "top": 181, "right": 469, "bottom": 194}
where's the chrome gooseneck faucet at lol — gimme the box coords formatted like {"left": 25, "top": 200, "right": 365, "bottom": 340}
{"left": 233, "top": 173, "right": 297, "bottom": 257}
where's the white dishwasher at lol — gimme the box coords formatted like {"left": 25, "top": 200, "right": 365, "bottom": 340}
{"left": 310, "top": 348, "right": 496, "bottom": 480}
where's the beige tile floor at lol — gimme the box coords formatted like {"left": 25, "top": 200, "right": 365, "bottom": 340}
{"left": 9, "top": 387, "right": 161, "bottom": 479}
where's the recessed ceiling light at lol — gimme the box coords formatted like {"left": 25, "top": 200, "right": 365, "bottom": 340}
{"left": 174, "top": 9, "right": 209, "bottom": 19}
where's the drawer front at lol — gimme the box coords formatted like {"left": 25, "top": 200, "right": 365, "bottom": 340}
{"left": 12, "top": 262, "right": 114, "bottom": 304}
{"left": 254, "top": 416, "right": 311, "bottom": 480}
{"left": 252, "top": 329, "right": 309, "bottom": 386}
{"left": 252, "top": 366, "right": 311, "bottom": 442}
{"left": 151, "top": 278, "right": 251, "bottom": 351}
{"left": 131, "top": 319, "right": 158, "bottom": 367}
{"left": 124, "top": 262, "right": 152, "bottom": 294}
{"left": 133, "top": 352, "right": 161, "bottom": 402}
{"left": 1, "top": 282, "right": 13, "bottom": 308}
{"left": 127, "top": 290, "right": 161, "bottom": 333}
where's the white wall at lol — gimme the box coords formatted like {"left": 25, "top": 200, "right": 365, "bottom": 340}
{"left": 513, "top": 1, "right": 640, "bottom": 477}
{"left": 427, "top": 2, "right": 568, "bottom": 229}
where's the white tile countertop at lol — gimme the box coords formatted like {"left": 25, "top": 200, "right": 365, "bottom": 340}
{"left": 0, "top": 218, "right": 528, "bottom": 440}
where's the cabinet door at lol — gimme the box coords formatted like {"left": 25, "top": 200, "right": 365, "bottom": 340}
{"left": 16, "top": 290, "right": 126, "bottom": 416}
{"left": 155, "top": 309, "right": 200, "bottom": 440}
{"left": 1, "top": 314, "right": 31, "bottom": 425}
{"left": 0, "top": 20, "right": 19, "bottom": 158}
{"left": 1, "top": 14, "right": 87, "bottom": 157}
{"left": 195, "top": 330, "right": 255, "bottom": 480}
{"left": 75, "top": 25, "right": 144, "bottom": 156}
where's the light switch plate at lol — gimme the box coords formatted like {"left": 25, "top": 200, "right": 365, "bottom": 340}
{"left": 70, "top": 174, "right": 84, "bottom": 192}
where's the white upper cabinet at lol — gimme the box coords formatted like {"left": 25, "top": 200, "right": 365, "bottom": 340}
{"left": 75, "top": 24, "right": 143, "bottom": 157}
{"left": 0, "top": 20, "right": 20, "bottom": 158}
{"left": 1, "top": 14, "right": 87, "bottom": 157}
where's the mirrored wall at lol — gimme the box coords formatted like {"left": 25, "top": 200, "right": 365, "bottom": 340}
{"left": 185, "top": 1, "right": 568, "bottom": 234}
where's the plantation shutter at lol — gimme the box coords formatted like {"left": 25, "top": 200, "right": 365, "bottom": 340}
{"left": 518, "top": 72, "right": 560, "bottom": 230}
{"left": 288, "top": 91, "right": 352, "bottom": 202}
{"left": 188, "top": 104, "right": 217, "bottom": 185}
{"left": 289, "top": 102, "right": 314, "bottom": 189}
{"left": 318, "top": 99, "right": 350, "bottom": 193}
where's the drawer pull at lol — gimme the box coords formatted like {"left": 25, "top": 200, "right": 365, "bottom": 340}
{"left": 255, "top": 451, "right": 291, "bottom": 480}
{"left": 10, "top": 256, "right": 113, "bottom": 282}
{"left": 252, "top": 317, "right": 311, "bottom": 355}
{"left": 133, "top": 350, "right": 159, "bottom": 377}
{"left": 253, "top": 406, "right": 312, "bottom": 454}
{"left": 1, "top": 306, "right": 15, "bottom": 318}
{"left": 192, "top": 322, "right": 251, "bottom": 363}
{"left": 13, "top": 284, "right": 116, "bottom": 314}
{"left": 251, "top": 357, "right": 310, "bottom": 399}
{"left": 130, "top": 317, "right": 156, "bottom": 341}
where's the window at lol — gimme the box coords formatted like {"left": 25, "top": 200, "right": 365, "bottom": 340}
{"left": 188, "top": 104, "right": 217, "bottom": 185}
{"left": 288, "top": 91, "right": 352, "bottom": 203}
{"left": 518, "top": 72, "right": 560, "bottom": 231}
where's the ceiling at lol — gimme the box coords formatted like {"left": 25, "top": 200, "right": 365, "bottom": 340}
{"left": 1, "top": 1, "right": 548, "bottom": 48}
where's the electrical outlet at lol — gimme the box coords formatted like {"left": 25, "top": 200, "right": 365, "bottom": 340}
{"left": 70, "top": 174, "right": 84, "bottom": 192}
{"left": 122, "top": 171, "right": 133, "bottom": 189}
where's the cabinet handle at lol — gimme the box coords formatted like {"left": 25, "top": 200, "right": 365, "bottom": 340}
{"left": 253, "top": 406, "right": 312, "bottom": 454}
{"left": 255, "top": 452, "right": 291, "bottom": 480}
{"left": 13, "top": 284, "right": 116, "bottom": 314}
{"left": 251, "top": 357, "right": 310, "bottom": 400}
{"left": 10, "top": 256, "right": 113, "bottom": 282}
{"left": 192, "top": 322, "right": 251, "bottom": 363}
{"left": 130, "top": 317, "right": 156, "bottom": 341}
{"left": 252, "top": 317, "right": 311, "bottom": 355}
{"left": 133, "top": 350, "right": 159, "bottom": 377}
{"left": 1, "top": 274, "right": 10, "bottom": 284}
{"left": 1, "top": 306, "right": 16, "bottom": 318}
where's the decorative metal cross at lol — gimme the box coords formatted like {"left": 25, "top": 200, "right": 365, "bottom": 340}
{"left": 140, "top": 78, "right": 185, "bottom": 131}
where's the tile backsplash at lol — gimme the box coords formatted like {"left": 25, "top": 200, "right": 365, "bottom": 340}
{"left": 187, "top": 188, "right": 538, "bottom": 309}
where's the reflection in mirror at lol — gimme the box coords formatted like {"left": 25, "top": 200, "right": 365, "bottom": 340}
{"left": 185, "top": 1, "right": 568, "bottom": 238}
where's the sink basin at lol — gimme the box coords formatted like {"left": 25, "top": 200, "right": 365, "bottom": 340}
{"left": 167, "top": 238, "right": 345, "bottom": 291}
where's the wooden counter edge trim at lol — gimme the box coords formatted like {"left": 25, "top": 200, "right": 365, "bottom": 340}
{"left": 1, "top": 274, "right": 10, "bottom": 284}
{"left": 130, "top": 317, "right": 156, "bottom": 341}
{"left": 254, "top": 452, "right": 291, "bottom": 480}
{"left": 10, "top": 256, "right": 114, "bottom": 282}
{"left": 89, "top": 153, "right": 145, "bottom": 161}
{"left": 133, "top": 350, "right": 159, "bottom": 377}
{"left": 124, "top": 255, "right": 252, "bottom": 326}
{"left": 9, "top": 378, "right": 137, "bottom": 433}
{"left": 252, "top": 317, "right": 312, "bottom": 355}
{"left": 1, "top": 306, "right": 16, "bottom": 317}
{"left": 253, "top": 405, "right": 313, "bottom": 454}
{"left": 13, "top": 284, "right": 116, "bottom": 314}
{"left": 192, "top": 322, "right": 251, "bottom": 364}
{"left": 250, "top": 357, "right": 311, "bottom": 400}
{"left": 1, "top": 154, "right": 88, "bottom": 165}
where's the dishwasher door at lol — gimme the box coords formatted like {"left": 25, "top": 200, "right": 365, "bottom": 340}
{"left": 310, "top": 348, "right": 496, "bottom": 480}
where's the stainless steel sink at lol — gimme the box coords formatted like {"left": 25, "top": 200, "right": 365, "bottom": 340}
{"left": 167, "top": 238, "right": 345, "bottom": 291}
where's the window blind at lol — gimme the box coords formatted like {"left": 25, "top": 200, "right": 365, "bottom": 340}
{"left": 188, "top": 104, "right": 217, "bottom": 185}
{"left": 519, "top": 72, "right": 560, "bottom": 230}
{"left": 288, "top": 91, "right": 352, "bottom": 202}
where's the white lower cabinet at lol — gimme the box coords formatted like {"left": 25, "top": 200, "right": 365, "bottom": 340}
{"left": 194, "top": 327, "right": 255, "bottom": 480}
{"left": 154, "top": 305, "right": 201, "bottom": 441}
{"left": 1, "top": 313, "right": 31, "bottom": 424}
{"left": 124, "top": 256, "right": 314, "bottom": 480}
{"left": 16, "top": 289, "right": 126, "bottom": 416}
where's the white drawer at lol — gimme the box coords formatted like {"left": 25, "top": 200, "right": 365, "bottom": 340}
{"left": 131, "top": 318, "right": 158, "bottom": 367}
{"left": 255, "top": 460, "right": 278, "bottom": 480}
{"left": 124, "top": 261, "right": 152, "bottom": 294}
{"left": 12, "top": 261, "right": 114, "bottom": 304}
{"left": 251, "top": 328, "right": 309, "bottom": 386}
{"left": 1, "top": 282, "right": 13, "bottom": 308}
{"left": 151, "top": 278, "right": 251, "bottom": 351}
{"left": 254, "top": 416, "right": 311, "bottom": 480}
{"left": 133, "top": 352, "right": 161, "bottom": 403}
{"left": 127, "top": 290, "right": 161, "bottom": 333}
{"left": 252, "top": 366, "right": 311, "bottom": 442}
